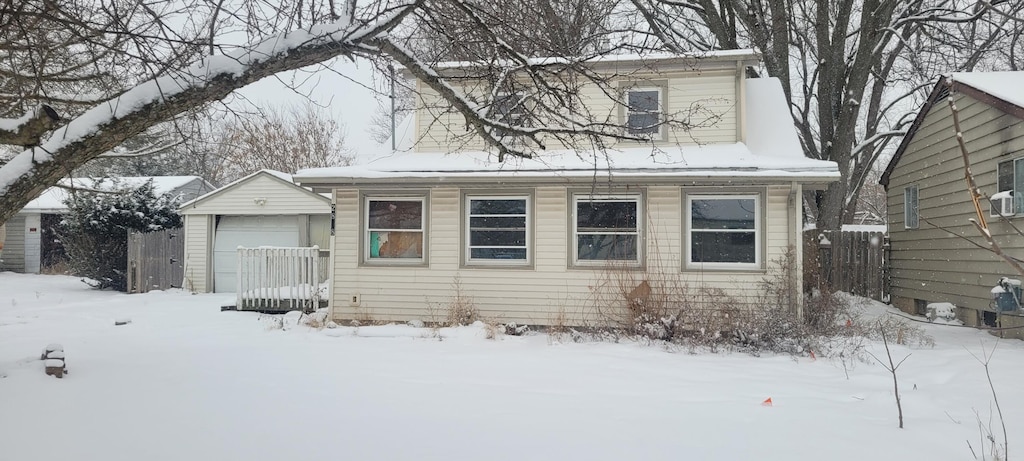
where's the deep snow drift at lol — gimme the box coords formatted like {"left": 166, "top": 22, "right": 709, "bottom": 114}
{"left": 1, "top": 272, "right": 1021, "bottom": 461}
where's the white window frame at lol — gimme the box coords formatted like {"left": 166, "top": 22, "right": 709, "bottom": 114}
{"left": 492, "top": 91, "right": 528, "bottom": 140}
{"left": 572, "top": 194, "right": 643, "bottom": 267}
{"left": 364, "top": 196, "right": 426, "bottom": 264}
{"left": 996, "top": 157, "right": 1024, "bottom": 217}
{"left": 624, "top": 86, "right": 664, "bottom": 139}
{"left": 904, "top": 185, "right": 919, "bottom": 229}
{"left": 685, "top": 194, "right": 761, "bottom": 271}
{"left": 464, "top": 195, "right": 530, "bottom": 266}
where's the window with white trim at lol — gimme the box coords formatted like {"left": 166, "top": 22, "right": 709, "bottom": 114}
{"left": 466, "top": 196, "right": 529, "bottom": 264}
{"left": 491, "top": 92, "right": 528, "bottom": 139}
{"left": 903, "top": 185, "right": 919, "bottom": 229}
{"left": 997, "top": 158, "right": 1024, "bottom": 215}
{"left": 625, "top": 87, "right": 662, "bottom": 137}
{"left": 365, "top": 197, "right": 425, "bottom": 262}
{"left": 686, "top": 195, "right": 760, "bottom": 269}
{"left": 573, "top": 195, "right": 641, "bottom": 265}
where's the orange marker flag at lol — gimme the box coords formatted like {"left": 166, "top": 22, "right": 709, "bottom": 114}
{"left": 762, "top": 397, "right": 773, "bottom": 407}
{"left": 809, "top": 350, "right": 817, "bottom": 361}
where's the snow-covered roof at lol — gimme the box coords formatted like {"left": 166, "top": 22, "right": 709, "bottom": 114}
{"left": 950, "top": 71, "right": 1024, "bottom": 109}
{"left": 22, "top": 176, "right": 205, "bottom": 213}
{"left": 179, "top": 169, "right": 327, "bottom": 210}
{"left": 432, "top": 49, "right": 761, "bottom": 70}
{"left": 295, "top": 77, "right": 839, "bottom": 186}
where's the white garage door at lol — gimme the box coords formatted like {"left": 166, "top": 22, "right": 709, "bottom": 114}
{"left": 213, "top": 216, "right": 300, "bottom": 292}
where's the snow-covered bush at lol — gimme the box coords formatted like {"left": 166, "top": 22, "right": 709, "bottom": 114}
{"left": 58, "top": 180, "right": 182, "bottom": 291}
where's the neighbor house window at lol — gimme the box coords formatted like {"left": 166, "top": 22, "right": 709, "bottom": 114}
{"left": 686, "top": 194, "right": 760, "bottom": 269}
{"left": 997, "top": 158, "right": 1024, "bottom": 215}
{"left": 904, "top": 185, "right": 919, "bottom": 229}
{"left": 625, "top": 86, "right": 663, "bottom": 137}
{"left": 573, "top": 195, "right": 641, "bottom": 265}
{"left": 365, "top": 197, "right": 425, "bottom": 262}
{"left": 466, "top": 196, "right": 529, "bottom": 265}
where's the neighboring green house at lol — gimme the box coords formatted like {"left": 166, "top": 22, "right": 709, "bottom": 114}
{"left": 881, "top": 72, "right": 1024, "bottom": 332}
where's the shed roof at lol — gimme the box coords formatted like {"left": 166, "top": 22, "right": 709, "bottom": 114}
{"left": 22, "top": 176, "right": 207, "bottom": 213}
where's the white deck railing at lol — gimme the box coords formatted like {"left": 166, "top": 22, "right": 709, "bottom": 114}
{"left": 237, "top": 246, "right": 322, "bottom": 311}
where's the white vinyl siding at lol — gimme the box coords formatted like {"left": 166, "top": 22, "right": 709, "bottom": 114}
{"left": 180, "top": 174, "right": 328, "bottom": 216}
{"left": 329, "top": 185, "right": 795, "bottom": 327}
{"left": 414, "top": 69, "right": 738, "bottom": 152}
{"left": 182, "top": 215, "right": 210, "bottom": 292}
{"left": 180, "top": 172, "right": 331, "bottom": 293}
{"left": 0, "top": 214, "right": 27, "bottom": 272}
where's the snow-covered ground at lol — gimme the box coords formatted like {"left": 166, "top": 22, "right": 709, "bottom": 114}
{"left": 2, "top": 273, "right": 1022, "bottom": 461}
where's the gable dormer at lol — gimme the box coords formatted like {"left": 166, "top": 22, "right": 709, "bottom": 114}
{"left": 407, "top": 51, "right": 760, "bottom": 153}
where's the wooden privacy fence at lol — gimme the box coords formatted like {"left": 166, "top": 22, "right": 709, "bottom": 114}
{"left": 237, "top": 246, "right": 322, "bottom": 312}
{"left": 803, "top": 229, "right": 889, "bottom": 302}
{"left": 127, "top": 229, "right": 184, "bottom": 293}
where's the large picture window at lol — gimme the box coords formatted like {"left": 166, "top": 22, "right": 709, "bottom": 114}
{"left": 573, "top": 195, "right": 641, "bottom": 265}
{"left": 365, "top": 197, "right": 424, "bottom": 262}
{"left": 903, "top": 185, "right": 919, "bottom": 229}
{"left": 686, "top": 195, "right": 759, "bottom": 269}
{"left": 466, "top": 196, "right": 529, "bottom": 265}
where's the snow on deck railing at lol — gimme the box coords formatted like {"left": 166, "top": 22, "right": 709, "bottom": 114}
{"left": 237, "top": 246, "right": 321, "bottom": 312}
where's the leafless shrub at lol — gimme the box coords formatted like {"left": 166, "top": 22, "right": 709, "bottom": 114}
{"left": 868, "top": 315, "right": 935, "bottom": 348}
{"left": 426, "top": 275, "right": 479, "bottom": 327}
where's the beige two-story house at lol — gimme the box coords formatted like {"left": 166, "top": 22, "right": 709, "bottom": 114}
{"left": 295, "top": 51, "right": 839, "bottom": 327}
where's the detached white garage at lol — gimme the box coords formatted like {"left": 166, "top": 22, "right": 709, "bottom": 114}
{"left": 180, "top": 170, "right": 331, "bottom": 293}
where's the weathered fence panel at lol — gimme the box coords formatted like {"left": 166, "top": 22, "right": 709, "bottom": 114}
{"left": 127, "top": 229, "right": 184, "bottom": 293}
{"left": 803, "top": 229, "right": 889, "bottom": 302}
{"left": 236, "top": 246, "right": 321, "bottom": 312}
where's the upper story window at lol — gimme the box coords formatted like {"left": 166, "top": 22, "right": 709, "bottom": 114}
{"left": 573, "top": 194, "right": 642, "bottom": 266}
{"left": 365, "top": 197, "right": 425, "bottom": 263}
{"left": 685, "top": 194, "right": 760, "bottom": 270}
{"left": 625, "top": 86, "right": 663, "bottom": 137}
{"left": 996, "top": 158, "right": 1024, "bottom": 216}
{"left": 903, "top": 185, "right": 919, "bottom": 229}
{"left": 491, "top": 92, "right": 528, "bottom": 139}
{"left": 465, "top": 195, "right": 529, "bottom": 265}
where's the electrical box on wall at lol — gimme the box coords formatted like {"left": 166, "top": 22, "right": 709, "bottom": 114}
{"left": 349, "top": 293, "right": 360, "bottom": 307}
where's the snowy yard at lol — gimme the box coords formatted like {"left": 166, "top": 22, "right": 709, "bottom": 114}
{"left": 2, "top": 273, "right": 1023, "bottom": 461}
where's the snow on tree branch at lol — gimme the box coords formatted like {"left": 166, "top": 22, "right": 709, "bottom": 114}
{"left": 0, "top": 1, "right": 421, "bottom": 224}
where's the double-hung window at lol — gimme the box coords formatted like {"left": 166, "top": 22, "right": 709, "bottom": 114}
{"left": 492, "top": 92, "right": 527, "bottom": 139}
{"left": 997, "top": 157, "right": 1024, "bottom": 215}
{"left": 573, "top": 195, "right": 641, "bottom": 265}
{"left": 904, "top": 185, "right": 919, "bottom": 229}
{"left": 365, "top": 197, "right": 425, "bottom": 262}
{"left": 686, "top": 194, "right": 760, "bottom": 270}
{"left": 625, "top": 86, "right": 663, "bottom": 137}
{"left": 466, "top": 196, "right": 529, "bottom": 265}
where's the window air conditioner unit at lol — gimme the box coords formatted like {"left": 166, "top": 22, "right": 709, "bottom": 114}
{"left": 991, "top": 191, "right": 1015, "bottom": 218}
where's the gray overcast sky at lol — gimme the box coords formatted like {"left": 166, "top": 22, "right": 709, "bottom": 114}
{"left": 234, "top": 58, "right": 386, "bottom": 164}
